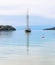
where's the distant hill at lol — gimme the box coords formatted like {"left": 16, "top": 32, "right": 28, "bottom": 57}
{"left": 44, "top": 27, "right": 55, "bottom": 30}
{"left": 16, "top": 25, "right": 54, "bottom": 30}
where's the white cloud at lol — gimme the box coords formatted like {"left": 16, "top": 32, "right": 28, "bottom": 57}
{"left": 0, "top": 0, "right": 55, "bottom": 18}
{"left": 0, "top": 19, "right": 26, "bottom": 26}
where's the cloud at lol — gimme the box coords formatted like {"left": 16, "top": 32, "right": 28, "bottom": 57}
{"left": 0, "top": 0, "right": 55, "bottom": 18}
{"left": 0, "top": 15, "right": 55, "bottom": 26}
{"left": 0, "top": 15, "right": 26, "bottom": 26}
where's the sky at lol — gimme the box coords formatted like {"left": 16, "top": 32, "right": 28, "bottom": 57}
{"left": 0, "top": 0, "right": 55, "bottom": 26}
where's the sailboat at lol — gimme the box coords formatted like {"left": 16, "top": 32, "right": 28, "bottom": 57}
{"left": 25, "top": 9, "right": 31, "bottom": 32}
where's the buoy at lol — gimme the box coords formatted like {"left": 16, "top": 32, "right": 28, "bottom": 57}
{"left": 42, "top": 36, "right": 45, "bottom": 38}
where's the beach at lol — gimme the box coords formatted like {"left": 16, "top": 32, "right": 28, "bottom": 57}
{"left": 1, "top": 55, "right": 55, "bottom": 65}
{"left": 0, "top": 44, "right": 55, "bottom": 65}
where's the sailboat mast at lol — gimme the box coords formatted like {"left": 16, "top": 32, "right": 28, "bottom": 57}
{"left": 25, "top": 9, "right": 31, "bottom": 32}
{"left": 27, "top": 9, "right": 29, "bottom": 29}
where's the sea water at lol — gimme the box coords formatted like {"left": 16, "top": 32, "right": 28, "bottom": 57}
{"left": 0, "top": 30, "right": 55, "bottom": 65}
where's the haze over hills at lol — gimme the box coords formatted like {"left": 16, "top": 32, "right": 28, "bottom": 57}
{"left": 16, "top": 25, "right": 55, "bottom": 30}
{"left": 0, "top": 15, "right": 55, "bottom": 27}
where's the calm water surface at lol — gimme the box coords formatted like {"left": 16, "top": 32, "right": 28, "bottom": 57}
{"left": 0, "top": 30, "right": 55, "bottom": 65}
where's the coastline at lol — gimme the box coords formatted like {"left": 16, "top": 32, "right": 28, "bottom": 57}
{"left": 0, "top": 55, "right": 55, "bottom": 65}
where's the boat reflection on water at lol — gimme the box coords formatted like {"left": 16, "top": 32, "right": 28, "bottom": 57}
{"left": 25, "top": 32, "right": 31, "bottom": 55}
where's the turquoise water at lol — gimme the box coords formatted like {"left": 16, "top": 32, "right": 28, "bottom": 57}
{"left": 0, "top": 30, "right": 55, "bottom": 54}
{"left": 0, "top": 30, "right": 55, "bottom": 65}
{"left": 0, "top": 30, "right": 55, "bottom": 46}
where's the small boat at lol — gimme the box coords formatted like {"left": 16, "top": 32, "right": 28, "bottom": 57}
{"left": 42, "top": 36, "right": 45, "bottom": 38}
{"left": 25, "top": 28, "right": 31, "bottom": 32}
{"left": 25, "top": 9, "right": 31, "bottom": 33}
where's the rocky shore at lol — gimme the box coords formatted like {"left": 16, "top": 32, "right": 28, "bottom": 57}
{"left": 0, "top": 25, "right": 16, "bottom": 31}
